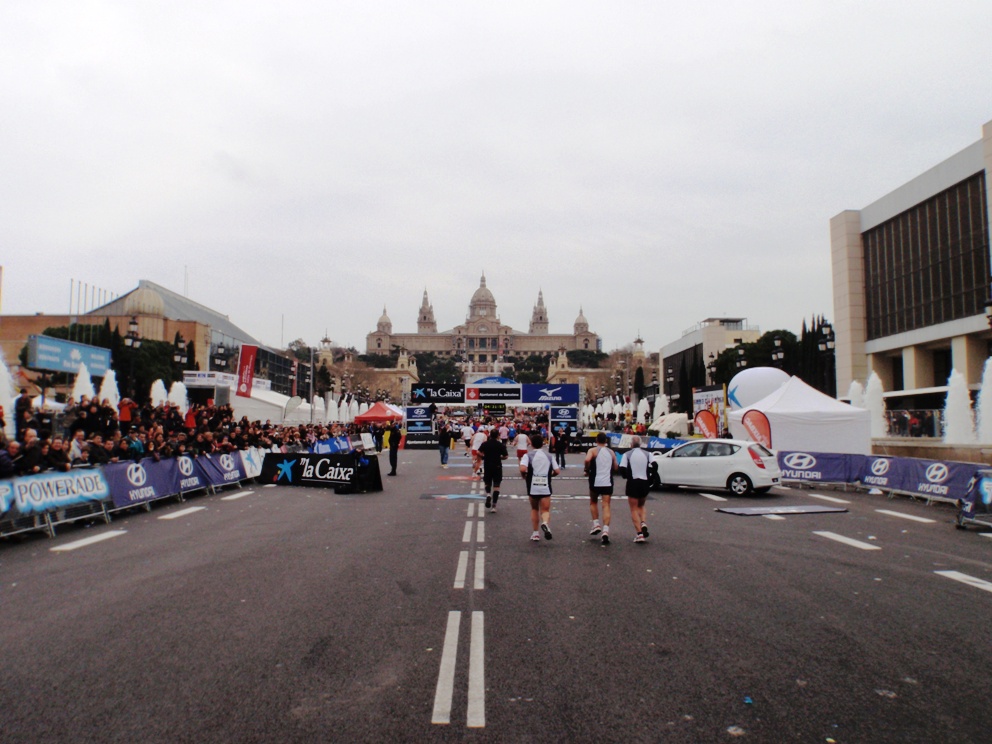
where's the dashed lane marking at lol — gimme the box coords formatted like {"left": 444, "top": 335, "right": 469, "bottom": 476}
{"left": 934, "top": 570, "right": 992, "bottom": 594}
{"left": 158, "top": 506, "right": 207, "bottom": 520}
{"left": 807, "top": 493, "right": 852, "bottom": 504}
{"left": 50, "top": 530, "right": 127, "bottom": 552}
{"left": 813, "top": 531, "right": 881, "bottom": 550}
{"left": 454, "top": 551, "right": 469, "bottom": 589}
{"left": 875, "top": 509, "right": 936, "bottom": 524}
{"left": 462, "top": 521, "right": 473, "bottom": 543}
{"left": 699, "top": 492, "right": 728, "bottom": 502}
{"left": 431, "top": 611, "right": 461, "bottom": 724}
{"left": 221, "top": 490, "right": 255, "bottom": 501}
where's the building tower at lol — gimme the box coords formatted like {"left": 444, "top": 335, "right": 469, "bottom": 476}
{"left": 529, "top": 289, "right": 549, "bottom": 334}
{"left": 417, "top": 289, "right": 437, "bottom": 333}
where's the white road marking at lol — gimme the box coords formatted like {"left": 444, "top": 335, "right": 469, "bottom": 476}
{"left": 477, "top": 521, "right": 485, "bottom": 543}
{"left": 50, "top": 530, "right": 127, "bottom": 552}
{"left": 982, "top": 533, "right": 992, "bottom": 539}
{"left": 454, "top": 551, "right": 469, "bottom": 589}
{"left": 875, "top": 509, "right": 936, "bottom": 524}
{"left": 762, "top": 514, "right": 786, "bottom": 520}
{"left": 158, "top": 506, "right": 206, "bottom": 520}
{"left": 699, "top": 492, "right": 728, "bottom": 502}
{"left": 262, "top": 484, "right": 277, "bottom": 488}
{"left": 466, "top": 503, "right": 475, "bottom": 518}
{"left": 474, "top": 551, "right": 485, "bottom": 590}
{"left": 462, "top": 521, "right": 473, "bottom": 543}
{"left": 807, "top": 493, "right": 851, "bottom": 504}
{"left": 221, "top": 490, "right": 254, "bottom": 501}
{"left": 934, "top": 570, "right": 992, "bottom": 594}
{"left": 432, "top": 611, "right": 461, "bottom": 724}
{"left": 813, "top": 531, "right": 881, "bottom": 550}
{"left": 467, "top": 611, "right": 485, "bottom": 728}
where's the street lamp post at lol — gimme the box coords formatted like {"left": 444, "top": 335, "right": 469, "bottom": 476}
{"left": 735, "top": 344, "right": 747, "bottom": 371}
{"left": 772, "top": 335, "right": 785, "bottom": 368}
{"left": 123, "top": 316, "right": 142, "bottom": 398}
{"left": 818, "top": 324, "right": 836, "bottom": 395}
{"left": 173, "top": 334, "right": 188, "bottom": 380}
{"left": 706, "top": 353, "right": 717, "bottom": 385}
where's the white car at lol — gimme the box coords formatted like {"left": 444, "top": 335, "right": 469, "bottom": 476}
{"left": 649, "top": 439, "right": 781, "bottom": 496}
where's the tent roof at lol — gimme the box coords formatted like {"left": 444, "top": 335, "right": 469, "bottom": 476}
{"left": 354, "top": 401, "right": 403, "bottom": 423}
{"left": 740, "top": 376, "right": 863, "bottom": 415}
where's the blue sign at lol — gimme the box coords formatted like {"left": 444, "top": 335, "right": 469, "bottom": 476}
{"left": 1, "top": 469, "right": 111, "bottom": 516}
{"left": 406, "top": 421, "right": 433, "bottom": 434}
{"left": 104, "top": 459, "right": 181, "bottom": 508}
{"left": 522, "top": 384, "right": 580, "bottom": 404}
{"left": 407, "top": 406, "right": 432, "bottom": 421}
{"left": 777, "top": 451, "right": 864, "bottom": 483}
{"left": 27, "top": 334, "right": 113, "bottom": 376}
{"left": 549, "top": 406, "right": 578, "bottom": 422}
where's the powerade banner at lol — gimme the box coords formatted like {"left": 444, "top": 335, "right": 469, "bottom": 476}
{"left": 466, "top": 385, "right": 521, "bottom": 402}
{"left": 522, "top": 384, "right": 580, "bottom": 404}
{"left": 197, "top": 452, "right": 248, "bottom": 487}
{"left": 0, "top": 469, "right": 111, "bottom": 517}
{"left": 27, "top": 334, "right": 113, "bottom": 376}
{"left": 260, "top": 452, "right": 359, "bottom": 488}
{"left": 410, "top": 384, "right": 464, "bottom": 403}
{"left": 777, "top": 451, "right": 864, "bottom": 483}
{"left": 104, "top": 459, "right": 181, "bottom": 508}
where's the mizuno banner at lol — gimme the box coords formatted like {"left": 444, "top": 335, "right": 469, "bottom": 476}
{"left": 521, "top": 384, "right": 580, "bottom": 404}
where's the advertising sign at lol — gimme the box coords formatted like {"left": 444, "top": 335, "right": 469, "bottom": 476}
{"left": 27, "top": 335, "right": 112, "bottom": 376}
{"left": 777, "top": 451, "right": 863, "bottom": 483}
{"left": 198, "top": 452, "right": 247, "bottom": 487}
{"left": 692, "top": 385, "right": 725, "bottom": 425}
{"left": 406, "top": 406, "right": 432, "bottom": 421}
{"left": 522, "top": 384, "right": 580, "bottom": 404}
{"left": 104, "top": 459, "right": 181, "bottom": 508}
{"left": 236, "top": 345, "right": 258, "bottom": 398}
{"left": 482, "top": 403, "right": 506, "bottom": 415}
{"left": 410, "top": 384, "right": 465, "bottom": 404}
{"left": 466, "top": 385, "right": 521, "bottom": 402}
{"left": 1, "top": 469, "right": 111, "bottom": 517}
{"left": 259, "top": 452, "right": 382, "bottom": 492}
{"left": 741, "top": 410, "right": 772, "bottom": 448}
{"left": 694, "top": 410, "right": 719, "bottom": 439}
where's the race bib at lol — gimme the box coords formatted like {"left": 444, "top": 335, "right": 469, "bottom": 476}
{"left": 531, "top": 474, "right": 549, "bottom": 488}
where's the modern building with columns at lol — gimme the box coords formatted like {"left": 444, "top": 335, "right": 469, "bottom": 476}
{"left": 830, "top": 118, "right": 992, "bottom": 408}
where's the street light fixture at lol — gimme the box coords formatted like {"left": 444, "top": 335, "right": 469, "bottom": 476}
{"left": 706, "top": 353, "right": 717, "bottom": 384}
{"left": 173, "top": 335, "right": 188, "bottom": 366}
{"left": 736, "top": 344, "right": 747, "bottom": 370}
{"left": 772, "top": 335, "right": 785, "bottom": 367}
{"left": 213, "top": 342, "right": 228, "bottom": 370}
{"left": 123, "top": 317, "right": 142, "bottom": 397}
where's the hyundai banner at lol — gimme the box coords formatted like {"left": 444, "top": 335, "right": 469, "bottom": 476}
{"left": 858, "top": 456, "right": 973, "bottom": 500}
{"left": 522, "top": 384, "right": 579, "bottom": 404}
{"left": 105, "top": 459, "right": 181, "bottom": 508}
{"left": 777, "top": 451, "right": 862, "bottom": 483}
{"left": 197, "top": 452, "right": 248, "bottom": 487}
{"left": 1, "top": 469, "right": 111, "bottom": 517}
{"left": 406, "top": 406, "right": 432, "bottom": 421}
{"left": 176, "top": 455, "right": 210, "bottom": 493}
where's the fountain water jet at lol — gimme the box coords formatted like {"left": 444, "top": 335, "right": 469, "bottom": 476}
{"left": 847, "top": 380, "right": 865, "bottom": 409}
{"left": 943, "top": 369, "right": 976, "bottom": 444}
{"left": 150, "top": 380, "right": 168, "bottom": 408}
{"left": 70, "top": 362, "right": 96, "bottom": 403}
{"left": 167, "top": 382, "right": 189, "bottom": 415}
{"left": 0, "top": 354, "right": 16, "bottom": 439}
{"left": 98, "top": 370, "right": 121, "bottom": 409}
{"left": 864, "top": 372, "right": 887, "bottom": 438}
{"left": 976, "top": 358, "right": 992, "bottom": 443}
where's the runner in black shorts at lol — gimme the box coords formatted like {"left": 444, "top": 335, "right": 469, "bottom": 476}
{"left": 478, "top": 428, "right": 508, "bottom": 512}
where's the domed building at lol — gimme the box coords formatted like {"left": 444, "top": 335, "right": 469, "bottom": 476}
{"left": 365, "top": 274, "right": 601, "bottom": 379}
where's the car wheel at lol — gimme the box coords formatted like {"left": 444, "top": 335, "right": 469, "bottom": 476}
{"left": 727, "top": 473, "right": 753, "bottom": 496}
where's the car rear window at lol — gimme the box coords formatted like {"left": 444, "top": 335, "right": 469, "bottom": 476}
{"left": 748, "top": 444, "right": 773, "bottom": 457}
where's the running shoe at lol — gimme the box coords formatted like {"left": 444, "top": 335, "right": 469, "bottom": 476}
{"left": 589, "top": 524, "right": 602, "bottom": 536}
{"left": 530, "top": 532, "right": 541, "bottom": 541}
{"left": 634, "top": 534, "right": 646, "bottom": 543}
{"left": 485, "top": 495, "right": 492, "bottom": 509}
{"left": 541, "top": 523, "right": 553, "bottom": 540}
{"left": 640, "top": 523, "right": 649, "bottom": 538}
{"left": 601, "top": 532, "right": 610, "bottom": 546}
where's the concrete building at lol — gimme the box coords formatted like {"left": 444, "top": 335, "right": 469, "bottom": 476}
{"left": 830, "top": 119, "right": 992, "bottom": 408}
{"left": 365, "top": 274, "right": 601, "bottom": 379}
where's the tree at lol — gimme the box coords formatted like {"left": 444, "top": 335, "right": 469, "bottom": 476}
{"left": 415, "top": 352, "right": 460, "bottom": 382}
{"left": 566, "top": 349, "right": 607, "bottom": 368}
{"left": 287, "top": 338, "right": 312, "bottom": 362}
{"left": 633, "top": 366, "right": 645, "bottom": 398}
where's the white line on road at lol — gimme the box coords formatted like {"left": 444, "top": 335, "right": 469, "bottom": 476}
{"left": 159, "top": 506, "right": 207, "bottom": 520}
{"left": 50, "top": 530, "right": 127, "bottom": 552}
{"left": 467, "top": 611, "right": 485, "bottom": 728}
{"left": 935, "top": 570, "right": 992, "bottom": 594}
{"left": 982, "top": 533, "right": 992, "bottom": 539}
{"left": 807, "top": 493, "right": 851, "bottom": 504}
{"left": 221, "top": 490, "right": 254, "bottom": 501}
{"left": 699, "top": 492, "right": 728, "bottom": 502}
{"left": 462, "top": 521, "right": 473, "bottom": 542}
{"left": 813, "top": 531, "right": 881, "bottom": 550}
{"left": 454, "top": 551, "right": 469, "bottom": 589}
{"left": 474, "top": 551, "right": 485, "bottom": 590}
{"left": 875, "top": 509, "right": 936, "bottom": 524}
{"left": 466, "top": 503, "right": 475, "bottom": 518}
{"left": 432, "top": 611, "right": 461, "bottom": 724}
{"left": 763, "top": 514, "right": 786, "bottom": 520}
{"left": 477, "top": 521, "right": 485, "bottom": 543}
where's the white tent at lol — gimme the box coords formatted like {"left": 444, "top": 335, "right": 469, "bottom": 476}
{"left": 727, "top": 376, "right": 871, "bottom": 455}
{"left": 648, "top": 412, "right": 689, "bottom": 437}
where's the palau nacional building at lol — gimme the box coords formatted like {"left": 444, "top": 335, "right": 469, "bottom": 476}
{"left": 366, "top": 274, "right": 602, "bottom": 379}
{"left": 831, "top": 118, "right": 992, "bottom": 409}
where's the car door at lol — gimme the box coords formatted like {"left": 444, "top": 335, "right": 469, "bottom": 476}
{"left": 660, "top": 441, "right": 708, "bottom": 486}
{"left": 700, "top": 441, "right": 739, "bottom": 488}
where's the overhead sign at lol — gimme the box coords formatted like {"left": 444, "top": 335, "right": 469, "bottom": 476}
{"left": 406, "top": 406, "right": 432, "bottom": 422}
{"left": 27, "top": 335, "right": 112, "bottom": 376}
{"left": 522, "top": 384, "right": 579, "bottom": 404}
{"left": 410, "top": 384, "right": 465, "bottom": 403}
{"left": 549, "top": 406, "right": 578, "bottom": 422}
{"left": 466, "top": 385, "right": 521, "bottom": 402}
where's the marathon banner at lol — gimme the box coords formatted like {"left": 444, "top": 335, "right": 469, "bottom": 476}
{"left": 197, "top": 452, "right": 248, "bottom": 487}
{"left": 406, "top": 406, "right": 432, "bottom": 421}
{"left": 410, "top": 383, "right": 464, "bottom": 404}
{"left": 466, "top": 385, "right": 521, "bottom": 402}
{"left": 176, "top": 455, "right": 210, "bottom": 493}
{"left": 105, "top": 459, "right": 181, "bottom": 508}
{"left": 858, "top": 455, "right": 974, "bottom": 500}
{"left": 522, "top": 384, "right": 580, "bottom": 404}
{"left": 0, "top": 469, "right": 111, "bottom": 517}
{"left": 236, "top": 345, "right": 258, "bottom": 398}
{"left": 777, "top": 451, "right": 863, "bottom": 483}
{"left": 260, "top": 452, "right": 359, "bottom": 489}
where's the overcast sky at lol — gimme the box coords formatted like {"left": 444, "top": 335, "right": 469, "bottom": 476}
{"left": 2, "top": 2, "right": 990, "bottom": 356}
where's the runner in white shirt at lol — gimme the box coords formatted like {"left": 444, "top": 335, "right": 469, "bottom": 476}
{"left": 619, "top": 435, "right": 652, "bottom": 543}
{"left": 583, "top": 432, "right": 618, "bottom": 545}
{"left": 519, "top": 433, "right": 560, "bottom": 541}
{"left": 471, "top": 426, "right": 488, "bottom": 476}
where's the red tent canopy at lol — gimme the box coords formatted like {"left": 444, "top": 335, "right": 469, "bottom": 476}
{"left": 354, "top": 401, "right": 403, "bottom": 424}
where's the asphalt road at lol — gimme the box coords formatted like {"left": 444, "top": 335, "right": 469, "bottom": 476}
{"left": 2, "top": 448, "right": 991, "bottom": 743}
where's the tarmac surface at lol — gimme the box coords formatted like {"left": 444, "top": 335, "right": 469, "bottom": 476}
{"left": 2, "top": 447, "right": 991, "bottom": 743}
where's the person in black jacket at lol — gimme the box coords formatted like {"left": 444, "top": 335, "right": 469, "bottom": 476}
{"left": 386, "top": 422, "right": 401, "bottom": 476}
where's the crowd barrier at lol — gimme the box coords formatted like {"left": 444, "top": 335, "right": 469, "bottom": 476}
{"left": 776, "top": 450, "right": 981, "bottom": 504}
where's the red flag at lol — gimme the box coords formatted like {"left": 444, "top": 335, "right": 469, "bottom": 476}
{"left": 694, "top": 410, "right": 718, "bottom": 439}
{"left": 236, "top": 345, "right": 258, "bottom": 398}
{"left": 741, "top": 409, "right": 772, "bottom": 448}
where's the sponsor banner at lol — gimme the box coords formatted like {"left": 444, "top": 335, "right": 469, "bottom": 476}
{"left": 741, "top": 410, "right": 772, "bottom": 448}
{"left": 778, "top": 451, "right": 862, "bottom": 483}
{"left": 406, "top": 406, "right": 432, "bottom": 422}
{"left": 260, "top": 452, "right": 358, "bottom": 488}
{"left": 406, "top": 421, "right": 433, "bottom": 434}
{"left": 105, "top": 459, "right": 181, "bottom": 508}
{"left": 521, "top": 384, "right": 580, "bottom": 404}
{"left": 482, "top": 403, "right": 506, "bottom": 415}
{"left": 549, "top": 406, "right": 578, "bottom": 423}
{"left": 175, "top": 454, "right": 210, "bottom": 493}
{"left": 27, "top": 334, "right": 113, "bottom": 376}
{"left": 1, "top": 469, "right": 111, "bottom": 517}
{"left": 857, "top": 456, "right": 973, "bottom": 500}
{"left": 692, "top": 386, "right": 725, "bottom": 426}
{"left": 236, "top": 345, "right": 258, "bottom": 398}
{"left": 410, "top": 384, "right": 465, "bottom": 404}
{"left": 694, "top": 410, "right": 719, "bottom": 439}
{"left": 240, "top": 448, "right": 265, "bottom": 479}
{"left": 466, "top": 385, "right": 521, "bottom": 402}
{"left": 198, "top": 452, "right": 248, "bottom": 487}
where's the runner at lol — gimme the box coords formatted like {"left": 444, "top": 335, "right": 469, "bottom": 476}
{"left": 583, "top": 432, "right": 618, "bottom": 545}
{"left": 470, "top": 424, "right": 488, "bottom": 476}
{"left": 619, "top": 435, "right": 653, "bottom": 543}
{"left": 514, "top": 427, "right": 530, "bottom": 461}
{"left": 478, "top": 428, "right": 508, "bottom": 512}
{"left": 520, "top": 432, "right": 559, "bottom": 541}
